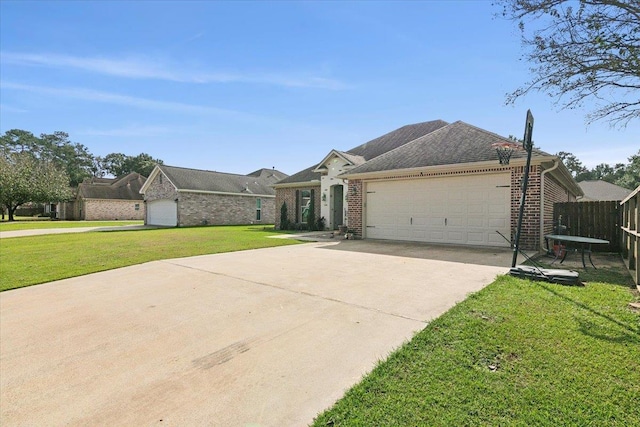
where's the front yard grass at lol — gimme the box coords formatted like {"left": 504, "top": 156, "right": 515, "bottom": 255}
{"left": 314, "top": 265, "right": 639, "bottom": 426}
{"left": 0, "top": 219, "right": 143, "bottom": 231}
{"left": 0, "top": 225, "right": 299, "bottom": 291}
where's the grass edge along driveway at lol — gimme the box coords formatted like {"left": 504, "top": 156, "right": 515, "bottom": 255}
{"left": 313, "top": 272, "right": 640, "bottom": 426}
{"left": 0, "top": 225, "right": 299, "bottom": 292}
{"left": 0, "top": 219, "right": 143, "bottom": 231}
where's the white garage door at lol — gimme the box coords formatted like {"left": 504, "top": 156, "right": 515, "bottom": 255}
{"left": 365, "top": 173, "right": 510, "bottom": 247}
{"left": 147, "top": 200, "right": 177, "bottom": 226}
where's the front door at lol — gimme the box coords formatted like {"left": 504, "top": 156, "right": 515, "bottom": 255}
{"left": 331, "top": 185, "right": 343, "bottom": 230}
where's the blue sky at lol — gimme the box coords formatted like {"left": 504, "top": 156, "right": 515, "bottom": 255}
{"left": 1, "top": 1, "right": 638, "bottom": 175}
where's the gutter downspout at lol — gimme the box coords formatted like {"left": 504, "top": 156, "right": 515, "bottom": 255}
{"left": 540, "top": 159, "right": 560, "bottom": 251}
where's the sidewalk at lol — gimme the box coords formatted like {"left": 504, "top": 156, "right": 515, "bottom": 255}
{"left": 0, "top": 224, "right": 151, "bottom": 239}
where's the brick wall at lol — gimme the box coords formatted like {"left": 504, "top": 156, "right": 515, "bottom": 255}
{"left": 346, "top": 179, "right": 363, "bottom": 237}
{"left": 178, "top": 192, "right": 274, "bottom": 226}
{"left": 84, "top": 199, "right": 145, "bottom": 220}
{"left": 543, "top": 173, "right": 575, "bottom": 238}
{"left": 274, "top": 185, "right": 321, "bottom": 229}
{"left": 510, "top": 165, "right": 542, "bottom": 250}
{"left": 144, "top": 171, "right": 178, "bottom": 201}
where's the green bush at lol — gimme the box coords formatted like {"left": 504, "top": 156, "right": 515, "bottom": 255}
{"left": 280, "top": 202, "right": 289, "bottom": 230}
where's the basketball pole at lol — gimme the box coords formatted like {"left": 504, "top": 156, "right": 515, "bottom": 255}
{"left": 511, "top": 110, "right": 534, "bottom": 268}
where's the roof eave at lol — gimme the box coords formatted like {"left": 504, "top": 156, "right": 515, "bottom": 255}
{"left": 178, "top": 189, "right": 275, "bottom": 198}
{"left": 340, "top": 156, "right": 552, "bottom": 180}
{"left": 273, "top": 180, "right": 321, "bottom": 189}
{"left": 545, "top": 157, "right": 584, "bottom": 197}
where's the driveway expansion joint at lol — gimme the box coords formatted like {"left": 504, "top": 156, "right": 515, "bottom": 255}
{"left": 160, "top": 260, "right": 427, "bottom": 324}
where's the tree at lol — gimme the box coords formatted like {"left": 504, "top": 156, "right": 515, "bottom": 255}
{"left": 40, "top": 132, "right": 96, "bottom": 186}
{"left": 556, "top": 149, "right": 640, "bottom": 189}
{"left": 1, "top": 130, "right": 96, "bottom": 186}
{"left": 0, "top": 152, "right": 72, "bottom": 221}
{"left": 556, "top": 151, "right": 588, "bottom": 178}
{"left": 499, "top": 0, "right": 640, "bottom": 125}
{"left": 279, "top": 202, "right": 289, "bottom": 230}
{"left": 616, "top": 149, "right": 640, "bottom": 189}
{"left": 100, "top": 152, "right": 162, "bottom": 177}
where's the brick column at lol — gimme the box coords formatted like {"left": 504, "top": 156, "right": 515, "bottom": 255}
{"left": 511, "top": 165, "right": 541, "bottom": 250}
{"left": 347, "top": 179, "right": 363, "bottom": 237}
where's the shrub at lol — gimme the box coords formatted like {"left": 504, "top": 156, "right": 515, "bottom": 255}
{"left": 280, "top": 202, "right": 289, "bottom": 230}
{"left": 316, "top": 216, "right": 326, "bottom": 231}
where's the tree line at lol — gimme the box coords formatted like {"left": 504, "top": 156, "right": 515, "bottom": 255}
{"left": 0, "top": 129, "right": 163, "bottom": 221}
{"left": 557, "top": 150, "right": 640, "bottom": 190}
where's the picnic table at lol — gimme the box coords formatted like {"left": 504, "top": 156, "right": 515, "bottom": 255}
{"left": 544, "top": 234, "right": 610, "bottom": 269}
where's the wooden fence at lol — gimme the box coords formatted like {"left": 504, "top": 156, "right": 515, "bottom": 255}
{"left": 553, "top": 201, "right": 621, "bottom": 252}
{"left": 620, "top": 187, "right": 639, "bottom": 287}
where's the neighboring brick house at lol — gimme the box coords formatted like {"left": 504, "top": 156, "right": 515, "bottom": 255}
{"left": 274, "top": 120, "right": 583, "bottom": 251}
{"left": 57, "top": 173, "right": 146, "bottom": 220}
{"left": 140, "top": 165, "right": 287, "bottom": 227}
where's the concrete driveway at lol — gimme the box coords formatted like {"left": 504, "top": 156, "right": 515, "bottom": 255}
{"left": 1, "top": 242, "right": 507, "bottom": 426}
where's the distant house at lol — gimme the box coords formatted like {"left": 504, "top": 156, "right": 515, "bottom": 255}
{"left": 577, "top": 180, "right": 633, "bottom": 202}
{"left": 139, "top": 165, "right": 288, "bottom": 227}
{"left": 57, "top": 173, "right": 147, "bottom": 220}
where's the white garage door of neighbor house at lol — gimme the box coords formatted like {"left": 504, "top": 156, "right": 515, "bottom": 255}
{"left": 365, "top": 173, "right": 510, "bottom": 247}
{"left": 147, "top": 200, "right": 177, "bottom": 226}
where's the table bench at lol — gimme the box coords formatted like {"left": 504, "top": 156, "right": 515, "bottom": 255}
{"left": 544, "top": 234, "right": 610, "bottom": 269}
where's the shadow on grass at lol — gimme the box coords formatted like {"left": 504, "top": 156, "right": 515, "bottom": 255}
{"left": 530, "top": 253, "right": 634, "bottom": 288}
{"left": 535, "top": 281, "right": 640, "bottom": 344}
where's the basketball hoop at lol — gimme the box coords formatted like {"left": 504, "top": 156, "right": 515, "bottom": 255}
{"left": 491, "top": 141, "right": 522, "bottom": 165}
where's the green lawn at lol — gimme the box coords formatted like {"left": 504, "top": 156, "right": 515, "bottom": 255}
{"left": 313, "top": 267, "right": 639, "bottom": 426}
{"left": 0, "top": 219, "right": 143, "bottom": 231}
{"left": 0, "top": 225, "right": 299, "bottom": 291}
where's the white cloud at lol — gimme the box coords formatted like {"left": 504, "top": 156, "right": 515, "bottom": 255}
{"left": 0, "top": 51, "right": 350, "bottom": 90}
{"left": 1, "top": 81, "right": 247, "bottom": 116}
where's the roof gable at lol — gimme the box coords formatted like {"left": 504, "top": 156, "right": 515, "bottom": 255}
{"left": 313, "top": 150, "right": 366, "bottom": 173}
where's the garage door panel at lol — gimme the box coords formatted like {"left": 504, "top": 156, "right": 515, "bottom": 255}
{"left": 467, "top": 232, "right": 485, "bottom": 243}
{"left": 488, "top": 217, "right": 508, "bottom": 228}
{"left": 468, "top": 217, "right": 485, "bottom": 228}
{"left": 147, "top": 200, "right": 177, "bottom": 227}
{"left": 446, "top": 231, "right": 464, "bottom": 243}
{"left": 365, "top": 174, "right": 510, "bottom": 247}
{"left": 447, "top": 216, "right": 466, "bottom": 227}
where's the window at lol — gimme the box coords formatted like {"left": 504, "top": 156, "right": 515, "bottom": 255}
{"left": 135, "top": 203, "right": 140, "bottom": 211}
{"left": 300, "top": 190, "right": 311, "bottom": 222}
{"left": 256, "top": 198, "right": 262, "bottom": 221}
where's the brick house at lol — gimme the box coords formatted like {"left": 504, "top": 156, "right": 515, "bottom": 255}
{"left": 140, "top": 165, "right": 287, "bottom": 227}
{"left": 57, "top": 173, "right": 146, "bottom": 220}
{"left": 274, "top": 120, "right": 582, "bottom": 251}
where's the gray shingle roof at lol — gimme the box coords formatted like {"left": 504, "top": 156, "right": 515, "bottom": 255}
{"left": 159, "top": 165, "right": 284, "bottom": 196}
{"left": 274, "top": 164, "right": 322, "bottom": 185}
{"left": 78, "top": 173, "right": 146, "bottom": 200}
{"left": 578, "top": 180, "right": 632, "bottom": 201}
{"left": 346, "top": 120, "right": 449, "bottom": 160}
{"left": 337, "top": 151, "right": 366, "bottom": 166}
{"left": 276, "top": 120, "right": 449, "bottom": 184}
{"left": 342, "top": 121, "right": 551, "bottom": 175}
